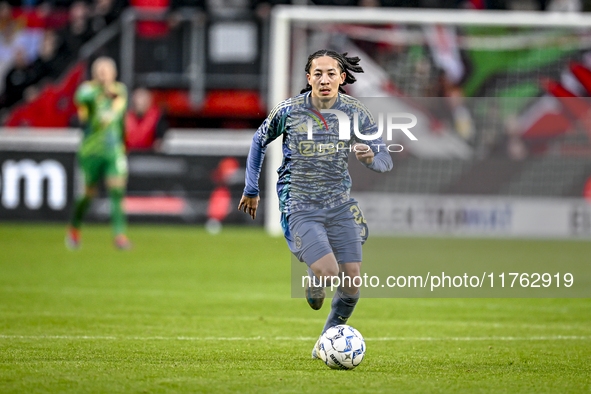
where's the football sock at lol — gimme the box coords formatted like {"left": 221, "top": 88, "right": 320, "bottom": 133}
{"left": 108, "top": 187, "right": 126, "bottom": 236}
{"left": 322, "top": 287, "right": 360, "bottom": 334}
{"left": 71, "top": 195, "right": 92, "bottom": 229}
{"left": 308, "top": 266, "right": 323, "bottom": 287}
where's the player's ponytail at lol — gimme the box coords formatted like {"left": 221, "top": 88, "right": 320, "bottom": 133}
{"left": 300, "top": 50, "right": 364, "bottom": 94}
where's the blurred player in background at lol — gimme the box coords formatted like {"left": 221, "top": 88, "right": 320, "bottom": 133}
{"left": 206, "top": 157, "right": 241, "bottom": 235}
{"left": 66, "top": 56, "right": 130, "bottom": 250}
{"left": 239, "top": 50, "right": 392, "bottom": 358}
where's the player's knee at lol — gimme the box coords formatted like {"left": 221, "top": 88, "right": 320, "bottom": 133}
{"left": 339, "top": 263, "right": 361, "bottom": 291}
{"left": 345, "top": 266, "right": 361, "bottom": 280}
{"left": 106, "top": 176, "right": 127, "bottom": 190}
{"left": 316, "top": 266, "right": 339, "bottom": 281}
{"left": 341, "top": 262, "right": 361, "bottom": 277}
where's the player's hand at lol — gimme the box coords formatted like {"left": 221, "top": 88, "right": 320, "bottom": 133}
{"left": 102, "top": 83, "right": 118, "bottom": 99}
{"left": 238, "top": 195, "right": 260, "bottom": 220}
{"left": 353, "top": 143, "right": 374, "bottom": 164}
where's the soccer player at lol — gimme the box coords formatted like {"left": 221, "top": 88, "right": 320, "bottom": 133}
{"left": 66, "top": 57, "right": 131, "bottom": 250}
{"left": 238, "top": 50, "right": 393, "bottom": 358}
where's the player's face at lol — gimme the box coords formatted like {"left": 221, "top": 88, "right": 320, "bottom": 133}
{"left": 307, "top": 56, "right": 345, "bottom": 100}
{"left": 95, "top": 62, "right": 117, "bottom": 85}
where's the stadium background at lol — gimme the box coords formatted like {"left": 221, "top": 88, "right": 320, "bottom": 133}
{"left": 1, "top": 0, "right": 591, "bottom": 392}
{"left": 1, "top": 0, "right": 591, "bottom": 233}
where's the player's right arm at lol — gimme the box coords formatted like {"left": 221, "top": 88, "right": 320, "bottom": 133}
{"left": 238, "top": 102, "right": 287, "bottom": 220}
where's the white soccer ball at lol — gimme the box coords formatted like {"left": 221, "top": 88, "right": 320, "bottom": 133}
{"left": 318, "top": 325, "right": 365, "bottom": 370}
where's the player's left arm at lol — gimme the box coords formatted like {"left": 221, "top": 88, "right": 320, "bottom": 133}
{"left": 353, "top": 142, "right": 375, "bottom": 165}
{"left": 354, "top": 105, "right": 393, "bottom": 173}
{"left": 112, "top": 83, "right": 128, "bottom": 119}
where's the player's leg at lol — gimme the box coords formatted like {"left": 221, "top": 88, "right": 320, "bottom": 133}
{"left": 309, "top": 253, "right": 340, "bottom": 285}
{"left": 305, "top": 205, "right": 362, "bottom": 360}
{"left": 306, "top": 252, "right": 339, "bottom": 310}
{"left": 106, "top": 175, "right": 130, "bottom": 249}
{"left": 307, "top": 252, "right": 341, "bottom": 359}
{"left": 67, "top": 184, "right": 98, "bottom": 249}
{"left": 105, "top": 153, "right": 130, "bottom": 249}
{"left": 311, "top": 259, "right": 361, "bottom": 360}
{"left": 320, "top": 200, "right": 368, "bottom": 333}
{"left": 285, "top": 210, "right": 337, "bottom": 310}
{"left": 67, "top": 156, "right": 100, "bottom": 249}
{"left": 321, "top": 261, "right": 361, "bottom": 334}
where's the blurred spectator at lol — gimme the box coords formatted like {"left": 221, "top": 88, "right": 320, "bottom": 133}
{"left": 125, "top": 87, "right": 168, "bottom": 151}
{"left": 141, "top": 0, "right": 203, "bottom": 76}
{"left": 0, "top": 3, "right": 27, "bottom": 94}
{"left": 32, "top": 29, "right": 62, "bottom": 79}
{"left": 1, "top": 30, "right": 61, "bottom": 107}
{"left": 56, "top": 1, "right": 92, "bottom": 64}
{"left": 90, "top": 0, "right": 127, "bottom": 32}
{"left": 1, "top": 48, "right": 29, "bottom": 107}
{"left": 10, "top": 2, "right": 46, "bottom": 62}
{"left": 0, "top": 1, "right": 12, "bottom": 26}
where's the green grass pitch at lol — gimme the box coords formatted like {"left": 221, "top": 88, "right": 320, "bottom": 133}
{"left": 1, "top": 223, "right": 590, "bottom": 393}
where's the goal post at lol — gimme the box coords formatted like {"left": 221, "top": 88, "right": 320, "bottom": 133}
{"left": 265, "top": 5, "right": 591, "bottom": 236}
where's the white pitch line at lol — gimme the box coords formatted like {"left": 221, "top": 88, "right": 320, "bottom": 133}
{"left": 368, "top": 335, "right": 591, "bottom": 341}
{"left": 0, "top": 334, "right": 589, "bottom": 341}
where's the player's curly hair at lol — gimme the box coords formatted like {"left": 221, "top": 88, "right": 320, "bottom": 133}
{"left": 300, "top": 50, "right": 364, "bottom": 94}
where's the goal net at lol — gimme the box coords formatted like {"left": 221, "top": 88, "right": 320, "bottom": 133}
{"left": 265, "top": 6, "right": 591, "bottom": 235}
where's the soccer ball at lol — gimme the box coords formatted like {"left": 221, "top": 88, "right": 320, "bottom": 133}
{"left": 318, "top": 325, "right": 365, "bottom": 370}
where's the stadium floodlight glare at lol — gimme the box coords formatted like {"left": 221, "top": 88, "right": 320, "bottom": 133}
{"left": 265, "top": 5, "right": 591, "bottom": 236}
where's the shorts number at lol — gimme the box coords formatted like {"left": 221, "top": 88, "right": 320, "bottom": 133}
{"left": 350, "top": 205, "right": 367, "bottom": 224}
